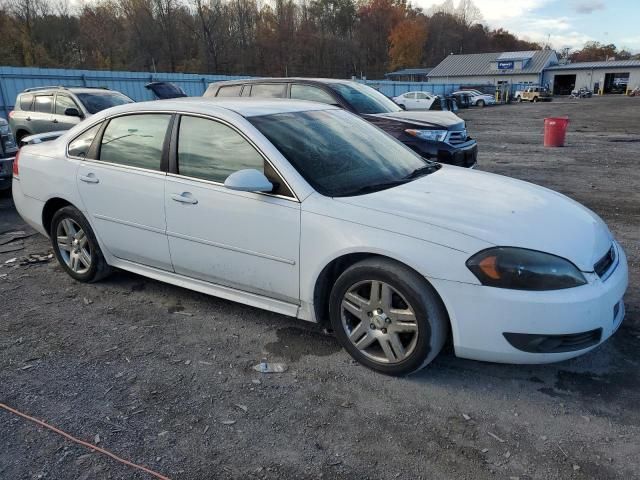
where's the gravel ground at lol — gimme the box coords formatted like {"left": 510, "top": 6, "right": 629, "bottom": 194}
{"left": 1, "top": 95, "right": 639, "bottom": 480}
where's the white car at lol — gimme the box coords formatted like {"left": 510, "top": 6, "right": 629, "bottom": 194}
{"left": 452, "top": 90, "right": 496, "bottom": 107}
{"left": 392, "top": 91, "right": 438, "bottom": 110}
{"left": 12, "top": 99, "right": 627, "bottom": 375}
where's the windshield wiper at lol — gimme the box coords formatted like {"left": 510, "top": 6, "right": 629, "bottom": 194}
{"left": 338, "top": 180, "right": 408, "bottom": 197}
{"left": 403, "top": 163, "right": 442, "bottom": 180}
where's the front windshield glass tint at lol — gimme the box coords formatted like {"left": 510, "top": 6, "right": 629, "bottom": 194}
{"left": 76, "top": 92, "right": 133, "bottom": 114}
{"left": 329, "top": 83, "right": 402, "bottom": 114}
{"left": 249, "top": 109, "right": 430, "bottom": 197}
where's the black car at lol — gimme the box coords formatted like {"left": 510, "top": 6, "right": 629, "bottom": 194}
{"left": 204, "top": 78, "right": 478, "bottom": 168}
{"left": 0, "top": 117, "right": 18, "bottom": 191}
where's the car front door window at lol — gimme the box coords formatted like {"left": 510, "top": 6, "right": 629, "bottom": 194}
{"left": 177, "top": 116, "right": 264, "bottom": 183}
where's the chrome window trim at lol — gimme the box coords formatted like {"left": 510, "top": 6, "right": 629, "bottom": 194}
{"left": 66, "top": 109, "right": 300, "bottom": 202}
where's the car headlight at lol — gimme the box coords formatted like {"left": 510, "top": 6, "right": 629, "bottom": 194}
{"left": 405, "top": 129, "right": 448, "bottom": 142}
{"left": 466, "top": 247, "right": 587, "bottom": 291}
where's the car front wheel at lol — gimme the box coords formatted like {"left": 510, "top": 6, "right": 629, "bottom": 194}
{"left": 477, "top": 99, "right": 485, "bottom": 107}
{"left": 329, "top": 258, "right": 448, "bottom": 375}
{"left": 50, "top": 206, "right": 112, "bottom": 283}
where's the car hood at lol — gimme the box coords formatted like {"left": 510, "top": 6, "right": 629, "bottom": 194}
{"left": 365, "top": 111, "right": 464, "bottom": 130}
{"left": 335, "top": 166, "right": 612, "bottom": 271}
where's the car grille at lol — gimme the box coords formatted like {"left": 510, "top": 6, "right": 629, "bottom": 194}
{"left": 446, "top": 130, "right": 467, "bottom": 145}
{"left": 594, "top": 245, "right": 616, "bottom": 279}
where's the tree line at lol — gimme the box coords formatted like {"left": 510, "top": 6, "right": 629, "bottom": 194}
{"left": 0, "top": 0, "right": 635, "bottom": 79}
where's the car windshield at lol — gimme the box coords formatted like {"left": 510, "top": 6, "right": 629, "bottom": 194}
{"left": 329, "top": 83, "right": 402, "bottom": 115}
{"left": 76, "top": 92, "right": 133, "bottom": 114}
{"left": 249, "top": 109, "right": 437, "bottom": 197}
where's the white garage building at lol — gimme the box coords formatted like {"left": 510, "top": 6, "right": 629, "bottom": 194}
{"left": 427, "top": 50, "right": 558, "bottom": 87}
{"left": 426, "top": 50, "right": 640, "bottom": 95}
{"left": 543, "top": 60, "right": 640, "bottom": 95}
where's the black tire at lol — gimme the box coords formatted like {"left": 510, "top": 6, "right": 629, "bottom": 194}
{"left": 532, "top": 97, "right": 539, "bottom": 103}
{"left": 50, "top": 206, "right": 112, "bottom": 283}
{"left": 329, "top": 257, "right": 448, "bottom": 376}
{"left": 477, "top": 99, "right": 485, "bottom": 108}
{"left": 517, "top": 96, "right": 522, "bottom": 103}
{"left": 15, "top": 131, "right": 29, "bottom": 146}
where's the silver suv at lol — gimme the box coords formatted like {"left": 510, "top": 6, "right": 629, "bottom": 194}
{"left": 9, "top": 86, "right": 133, "bottom": 143}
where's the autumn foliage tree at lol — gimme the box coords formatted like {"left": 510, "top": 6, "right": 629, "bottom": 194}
{"left": 0, "top": 0, "right": 571, "bottom": 77}
{"left": 389, "top": 17, "right": 428, "bottom": 70}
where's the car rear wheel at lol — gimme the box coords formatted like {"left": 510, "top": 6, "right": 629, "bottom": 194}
{"left": 329, "top": 258, "right": 448, "bottom": 376}
{"left": 532, "top": 97, "right": 539, "bottom": 103}
{"left": 50, "top": 206, "right": 112, "bottom": 283}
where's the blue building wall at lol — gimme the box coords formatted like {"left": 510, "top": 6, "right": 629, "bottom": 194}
{"left": 0, "top": 66, "right": 252, "bottom": 118}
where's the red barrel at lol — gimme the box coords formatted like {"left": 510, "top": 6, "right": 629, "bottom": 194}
{"left": 544, "top": 117, "right": 569, "bottom": 147}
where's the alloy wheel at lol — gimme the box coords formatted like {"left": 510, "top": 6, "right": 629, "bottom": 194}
{"left": 56, "top": 218, "right": 92, "bottom": 274}
{"left": 340, "top": 280, "right": 419, "bottom": 364}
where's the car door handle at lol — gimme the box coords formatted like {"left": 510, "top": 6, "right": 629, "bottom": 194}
{"left": 80, "top": 174, "right": 99, "bottom": 184}
{"left": 171, "top": 193, "right": 198, "bottom": 205}
{"left": 26, "top": 117, "right": 31, "bottom": 121}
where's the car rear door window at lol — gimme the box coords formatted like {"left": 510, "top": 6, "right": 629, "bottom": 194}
{"left": 34, "top": 95, "right": 53, "bottom": 113}
{"left": 290, "top": 85, "right": 336, "bottom": 104}
{"left": 177, "top": 115, "right": 264, "bottom": 184}
{"left": 55, "top": 94, "right": 78, "bottom": 115}
{"left": 249, "top": 84, "right": 287, "bottom": 98}
{"left": 216, "top": 85, "right": 243, "bottom": 97}
{"left": 68, "top": 123, "right": 101, "bottom": 158}
{"left": 20, "top": 94, "right": 34, "bottom": 111}
{"left": 99, "top": 114, "right": 171, "bottom": 171}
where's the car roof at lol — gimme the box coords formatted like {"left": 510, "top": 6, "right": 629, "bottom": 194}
{"left": 96, "top": 97, "right": 339, "bottom": 118}
{"left": 211, "top": 77, "right": 357, "bottom": 87}
{"left": 20, "top": 87, "right": 115, "bottom": 95}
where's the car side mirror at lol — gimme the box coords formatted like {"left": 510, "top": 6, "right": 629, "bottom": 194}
{"left": 64, "top": 107, "right": 82, "bottom": 118}
{"left": 224, "top": 169, "right": 273, "bottom": 193}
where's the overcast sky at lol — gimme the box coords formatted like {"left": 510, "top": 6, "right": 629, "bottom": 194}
{"left": 415, "top": 0, "right": 638, "bottom": 52}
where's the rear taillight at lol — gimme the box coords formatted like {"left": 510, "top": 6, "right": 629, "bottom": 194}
{"left": 12, "top": 149, "right": 20, "bottom": 177}
{"left": 8, "top": 110, "right": 15, "bottom": 119}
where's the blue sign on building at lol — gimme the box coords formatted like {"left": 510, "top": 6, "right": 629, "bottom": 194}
{"left": 498, "top": 61, "right": 515, "bottom": 70}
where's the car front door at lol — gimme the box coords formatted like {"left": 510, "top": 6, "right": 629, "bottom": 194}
{"left": 53, "top": 94, "right": 83, "bottom": 130}
{"left": 415, "top": 92, "right": 432, "bottom": 109}
{"left": 76, "top": 113, "right": 174, "bottom": 271}
{"left": 164, "top": 114, "right": 300, "bottom": 304}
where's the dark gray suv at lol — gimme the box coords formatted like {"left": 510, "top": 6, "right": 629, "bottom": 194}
{"left": 9, "top": 86, "right": 133, "bottom": 144}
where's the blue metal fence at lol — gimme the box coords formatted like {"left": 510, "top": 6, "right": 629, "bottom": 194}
{"left": 0, "top": 66, "right": 537, "bottom": 119}
{"left": 0, "top": 66, "right": 251, "bottom": 118}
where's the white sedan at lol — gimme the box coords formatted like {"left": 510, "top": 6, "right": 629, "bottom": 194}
{"left": 452, "top": 90, "right": 496, "bottom": 107}
{"left": 392, "top": 91, "right": 438, "bottom": 110}
{"left": 12, "top": 99, "right": 627, "bottom": 375}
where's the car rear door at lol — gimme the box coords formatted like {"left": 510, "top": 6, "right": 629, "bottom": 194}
{"left": 76, "top": 113, "right": 174, "bottom": 271}
{"left": 164, "top": 114, "right": 300, "bottom": 305}
{"left": 32, "top": 94, "right": 55, "bottom": 133}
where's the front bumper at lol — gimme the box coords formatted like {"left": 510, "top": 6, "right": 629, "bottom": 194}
{"left": 409, "top": 139, "right": 478, "bottom": 168}
{"left": 430, "top": 242, "right": 628, "bottom": 364}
